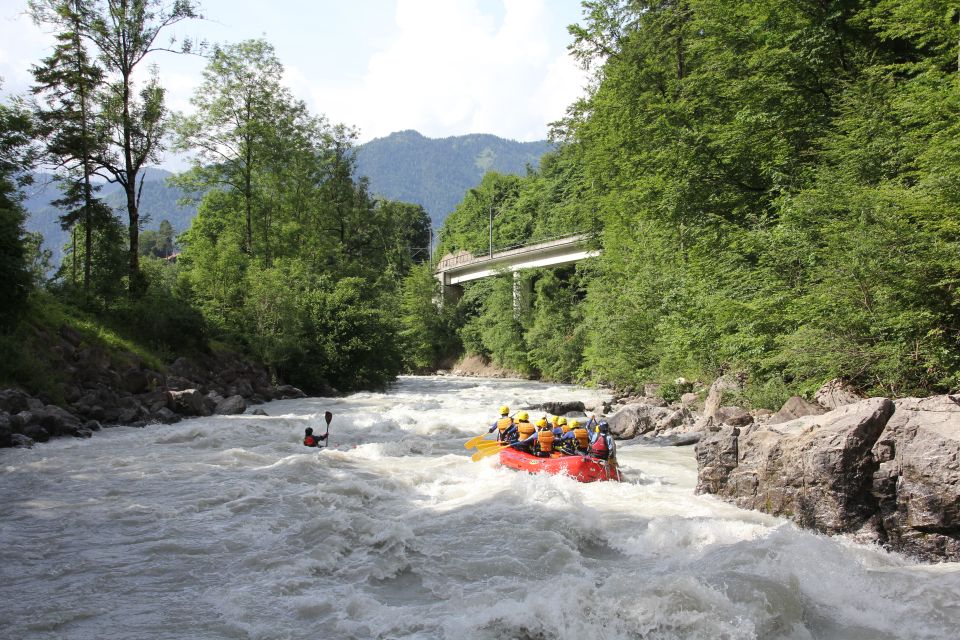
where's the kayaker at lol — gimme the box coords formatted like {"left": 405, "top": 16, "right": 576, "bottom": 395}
{"left": 512, "top": 412, "right": 536, "bottom": 452}
{"left": 303, "top": 427, "right": 327, "bottom": 447}
{"left": 534, "top": 418, "right": 555, "bottom": 458}
{"left": 488, "top": 405, "right": 515, "bottom": 442}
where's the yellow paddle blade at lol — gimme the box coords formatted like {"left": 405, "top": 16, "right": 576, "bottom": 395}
{"left": 476, "top": 440, "right": 503, "bottom": 449}
{"left": 470, "top": 445, "right": 507, "bottom": 462}
{"left": 464, "top": 433, "right": 489, "bottom": 449}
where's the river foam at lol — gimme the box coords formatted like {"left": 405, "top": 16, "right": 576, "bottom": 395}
{"left": 1, "top": 376, "right": 958, "bottom": 639}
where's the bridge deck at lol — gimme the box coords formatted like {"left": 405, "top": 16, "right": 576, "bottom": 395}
{"left": 436, "top": 233, "right": 599, "bottom": 285}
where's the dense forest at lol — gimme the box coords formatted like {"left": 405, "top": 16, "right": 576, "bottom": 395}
{"left": 0, "top": 0, "right": 434, "bottom": 395}
{"left": 3, "top": 0, "right": 960, "bottom": 406}
{"left": 434, "top": 0, "right": 960, "bottom": 405}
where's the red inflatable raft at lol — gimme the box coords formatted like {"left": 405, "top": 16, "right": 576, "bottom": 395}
{"left": 498, "top": 448, "right": 620, "bottom": 483}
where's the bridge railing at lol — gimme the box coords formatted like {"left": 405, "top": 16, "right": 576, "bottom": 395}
{"left": 436, "top": 230, "right": 598, "bottom": 269}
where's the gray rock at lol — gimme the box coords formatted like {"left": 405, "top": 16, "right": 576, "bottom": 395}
{"left": 871, "top": 395, "right": 960, "bottom": 562}
{"left": 11, "top": 433, "right": 34, "bottom": 448}
{"left": 26, "top": 397, "right": 44, "bottom": 411}
{"left": 274, "top": 385, "right": 306, "bottom": 399}
{"left": 120, "top": 367, "right": 149, "bottom": 394}
{"left": 769, "top": 396, "right": 827, "bottom": 425}
{"left": 697, "top": 398, "right": 895, "bottom": 537}
{"left": 607, "top": 402, "right": 677, "bottom": 439}
{"left": 152, "top": 407, "right": 181, "bottom": 424}
{"left": 0, "top": 412, "right": 12, "bottom": 447}
{"left": 815, "top": 379, "right": 863, "bottom": 410}
{"left": 713, "top": 406, "right": 753, "bottom": 427}
{"left": 249, "top": 408, "right": 269, "bottom": 416}
{"left": 703, "top": 375, "right": 743, "bottom": 420}
{"left": 680, "top": 392, "right": 700, "bottom": 409}
{"left": 83, "top": 420, "right": 102, "bottom": 432}
{"left": 21, "top": 424, "right": 50, "bottom": 443}
{"left": 165, "top": 375, "right": 195, "bottom": 392}
{"left": 167, "top": 389, "right": 211, "bottom": 417}
{"left": 0, "top": 389, "right": 31, "bottom": 414}
{"left": 215, "top": 395, "right": 247, "bottom": 415}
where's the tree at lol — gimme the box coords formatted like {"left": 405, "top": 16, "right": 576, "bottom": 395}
{"left": 30, "top": 0, "right": 107, "bottom": 297}
{"left": 37, "top": 0, "right": 201, "bottom": 290}
{"left": 0, "top": 91, "right": 37, "bottom": 330}
{"left": 172, "top": 39, "right": 299, "bottom": 257}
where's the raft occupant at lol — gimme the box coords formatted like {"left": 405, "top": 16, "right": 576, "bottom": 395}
{"left": 488, "top": 405, "right": 515, "bottom": 442}
{"left": 303, "top": 427, "right": 327, "bottom": 448}
{"left": 590, "top": 420, "right": 620, "bottom": 479}
{"left": 512, "top": 411, "right": 536, "bottom": 451}
{"left": 565, "top": 419, "right": 591, "bottom": 454}
{"left": 534, "top": 417, "right": 555, "bottom": 458}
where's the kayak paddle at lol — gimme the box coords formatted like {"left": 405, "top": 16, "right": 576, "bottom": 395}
{"left": 321, "top": 411, "right": 332, "bottom": 448}
{"left": 464, "top": 433, "right": 490, "bottom": 449}
{"left": 471, "top": 444, "right": 510, "bottom": 462}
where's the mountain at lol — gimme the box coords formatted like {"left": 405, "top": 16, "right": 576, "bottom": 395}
{"left": 22, "top": 168, "right": 198, "bottom": 265}
{"left": 355, "top": 130, "right": 552, "bottom": 227}
{"left": 22, "top": 131, "right": 552, "bottom": 264}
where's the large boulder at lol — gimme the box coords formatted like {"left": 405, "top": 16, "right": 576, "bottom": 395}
{"left": 167, "top": 389, "right": 211, "bottom": 417}
{"left": 696, "top": 398, "right": 894, "bottom": 536}
{"left": 530, "top": 400, "right": 585, "bottom": 415}
{"left": 119, "top": 367, "right": 149, "bottom": 394}
{"left": 214, "top": 395, "right": 247, "bottom": 415}
{"left": 872, "top": 395, "right": 960, "bottom": 562}
{"left": 607, "top": 402, "right": 690, "bottom": 439}
{"left": 815, "top": 379, "right": 863, "bottom": 410}
{"left": 768, "top": 396, "right": 826, "bottom": 425}
{"left": 0, "top": 389, "right": 32, "bottom": 414}
{"left": 703, "top": 375, "right": 743, "bottom": 420}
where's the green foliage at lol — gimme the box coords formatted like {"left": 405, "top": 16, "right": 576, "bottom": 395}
{"left": 398, "top": 264, "right": 457, "bottom": 371}
{"left": 435, "top": 0, "right": 960, "bottom": 397}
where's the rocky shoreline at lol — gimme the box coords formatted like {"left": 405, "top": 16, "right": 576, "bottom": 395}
{"left": 588, "top": 378, "right": 958, "bottom": 563}
{"left": 0, "top": 323, "right": 312, "bottom": 449}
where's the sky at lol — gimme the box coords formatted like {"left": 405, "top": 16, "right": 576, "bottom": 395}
{"left": 0, "top": 0, "right": 590, "bottom": 168}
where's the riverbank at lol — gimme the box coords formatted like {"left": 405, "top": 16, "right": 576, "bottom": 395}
{"left": 0, "top": 305, "right": 309, "bottom": 448}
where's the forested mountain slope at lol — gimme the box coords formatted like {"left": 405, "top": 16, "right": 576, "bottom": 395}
{"left": 355, "top": 130, "right": 552, "bottom": 226}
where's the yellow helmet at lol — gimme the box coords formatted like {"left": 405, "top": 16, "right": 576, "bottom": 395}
{"left": 551, "top": 415, "right": 559, "bottom": 426}
{"left": 499, "top": 405, "right": 509, "bottom": 416}
{"left": 517, "top": 411, "right": 529, "bottom": 421}
{"left": 536, "top": 417, "right": 548, "bottom": 428}
{"left": 569, "top": 419, "right": 580, "bottom": 428}
{"left": 558, "top": 417, "right": 567, "bottom": 426}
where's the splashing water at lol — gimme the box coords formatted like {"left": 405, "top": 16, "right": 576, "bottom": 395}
{"left": 1, "top": 376, "right": 958, "bottom": 639}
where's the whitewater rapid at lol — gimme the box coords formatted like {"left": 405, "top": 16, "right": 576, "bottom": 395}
{"left": 1, "top": 376, "right": 959, "bottom": 639}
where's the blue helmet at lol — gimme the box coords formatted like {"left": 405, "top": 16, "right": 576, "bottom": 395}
{"left": 598, "top": 421, "right": 610, "bottom": 434}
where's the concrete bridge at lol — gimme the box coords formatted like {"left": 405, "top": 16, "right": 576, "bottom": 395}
{"left": 435, "top": 233, "right": 600, "bottom": 303}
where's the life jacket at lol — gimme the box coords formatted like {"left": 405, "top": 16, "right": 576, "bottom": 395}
{"left": 516, "top": 420, "right": 535, "bottom": 440}
{"left": 496, "top": 416, "right": 514, "bottom": 436}
{"left": 573, "top": 427, "right": 590, "bottom": 450}
{"left": 537, "top": 428, "right": 554, "bottom": 454}
{"left": 303, "top": 435, "right": 318, "bottom": 447}
{"left": 590, "top": 434, "right": 610, "bottom": 460}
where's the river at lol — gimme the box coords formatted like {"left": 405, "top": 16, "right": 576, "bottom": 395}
{"left": 1, "top": 376, "right": 958, "bottom": 639}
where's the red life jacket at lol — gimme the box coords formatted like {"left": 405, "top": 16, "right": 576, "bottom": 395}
{"left": 590, "top": 435, "right": 609, "bottom": 460}
{"left": 304, "top": 435, "right": 318, "bottom": 447}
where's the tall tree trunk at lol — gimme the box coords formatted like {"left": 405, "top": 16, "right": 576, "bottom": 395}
{"left": 73, "top": 5, "right": 92, "bottom": 297}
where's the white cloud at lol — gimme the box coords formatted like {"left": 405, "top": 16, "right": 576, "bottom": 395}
{"left": 311, "top": 0, "right": 588, "bottom": 142}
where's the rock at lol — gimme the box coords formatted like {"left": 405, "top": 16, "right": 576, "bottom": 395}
{"left": 167, "top": 389, "right": 211, "bottom": 417}
{"left": 136, "top": 390, "right": 171, "bottom": 414}
{"left": 680, "top": 392, "right": 700, "bottom": 409}
{"left": 120, "top": 367, "right": 149, "bottom": 394}
{"left": 215, "top": 395, "right": 246, "bottom": 415}
{"left": 169, "top": 356, "right": 208, "bottom": 382}
{"left": 226, "top": 380, "right": 254, "bottom": 399}
{"left": 274, "top": 385, "right": 306, "bottom": 399}
{"left": 530, "top": 401, "right": 585, "bottom": 415}
{"left": 696, "top": 398, "right": 895, "bottom": 537}
{"left": 607, "top": 402, "right": 677, "bottom": 439}
{"left": 713, "top": 406, "right": 753, "bottom": 427}
{"left": 83, "top": 420, "right": 102, "bottom": 432}
{"left": 0, "top": 389, "right": 32, "bottom": 414}
{"left": 26, "top": 397, "right": 44, "bottom": 411}
{"left": 815, "top": 379, "right": 863, "bottom": 410}
{"left": 871, "top": 395, "right": 960, "bottom": 562}
{"left": 36, "top": 405, "right": 82, "bottom": 435}
{"left": 165, "top": 376, "right": 195, "bottom": 392}
{"left": 21, "top": 424, "right": 51, "bottom": 443}
{"left": 249, "top": 408, "right": 269, "bottom": 416}
{"left": 11, "top": 433, "right": 34, "bottom": 448}
{"left": 768, "top": 396, "right": 826, "bottom": 425}
{"left": 643, "top": 383, "right": 662, "bottom": 398}
{"left": 151, "top": 407, "right": 181, "bottom": 424}
{"left": 0, "top": 412, "right": 12, "bottom": 447}
{"left": 583, "top": 398, "right": 612, "bottom": 415}
{"left": 703, "top": 375, "right": 743, "bottom": 420}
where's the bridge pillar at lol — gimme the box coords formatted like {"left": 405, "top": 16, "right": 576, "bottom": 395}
{"left": 512, "top": 271, "right": 531, "bottom": 317}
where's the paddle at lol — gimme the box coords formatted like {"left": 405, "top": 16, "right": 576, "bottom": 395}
{"left": 320, "top": 411, "right": 332, "bottom": 448}
{"left": 464, "top": 433, "right": 490, "bottom": 450}
{"left": 470, "top": 443, "right": 512, "bottom": 462}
